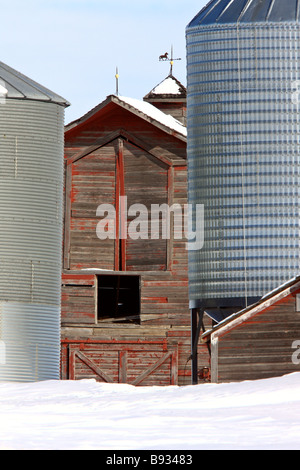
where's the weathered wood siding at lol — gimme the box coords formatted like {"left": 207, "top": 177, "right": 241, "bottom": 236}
{"left": 123, "top": 141, "right": 168, "bottom": 271}
{"left": 61, "top": 331, "right": 210, "bottom": 386}
{"left": 68, "top": 141, "right": 117, "bottom": 270}
{"left": 61, "top": 340, "right": 179, "bottom": 386}
{"left": 61, "top": 98, "right": 211, "bottom": 385}
{"left": 149, "top": 102, "right": 187, "bottom": 125}
{"left": 62, "top": 273, "right": 96, "bottom": 324}
{"left": 213, "top": 292, "right": 300, "bottom": 382}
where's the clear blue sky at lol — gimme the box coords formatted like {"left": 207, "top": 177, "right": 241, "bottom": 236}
{"left": 0, "top": 0, "right": 207, "bottom": 124}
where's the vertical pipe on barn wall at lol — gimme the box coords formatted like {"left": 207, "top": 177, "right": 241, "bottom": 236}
{"left": 0, "top": 61, "right": 69, "bottom": 382}
{"left": 186, "top": 0, "right": 300, "bottom": 324}
{"left": 191, "top": 309, "right": 198, "bottom": 384}
{"left": 210, "top": 335, "right": 219, "bottom": 384}
{"left": 191, "top": 307, "right": 204, "bottom": 385}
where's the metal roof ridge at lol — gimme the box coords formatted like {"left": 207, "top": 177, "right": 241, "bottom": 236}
{"left": 187, "top": 0, "right": 300, "bottom": 26}
{"left": 236, "top": 0, "right": 252, "bottom": 23}
{"left": 266, "top": 0, "right": 276, "bottom": 21}
{"left": 0, "top": 60, "right": 70, "bottom": 106}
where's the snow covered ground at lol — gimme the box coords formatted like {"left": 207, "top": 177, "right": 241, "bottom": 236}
{"left": 0, "top": 372, "right": 300, "bottom": 450}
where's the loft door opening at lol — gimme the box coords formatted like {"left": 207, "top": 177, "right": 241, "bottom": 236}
{"left": 97, "top": 274, "right": 140, "bottom": 323}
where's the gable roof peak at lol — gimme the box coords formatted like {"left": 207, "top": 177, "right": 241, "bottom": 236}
{"left": 65, "top": 93, "right": 186, "bottom": 140}
{"left": 113, "top": 94, "right": 186, "bottom": 138}
{"left": 143, "top": 74, "right": 186, "bottom": 101}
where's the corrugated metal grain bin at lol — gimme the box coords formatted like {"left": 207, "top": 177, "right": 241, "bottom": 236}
{"left": 186, "top": 0, "right": 300, "bottom": 320}
{"left": 0, "top": 61, "right": 69, "bottom": 381}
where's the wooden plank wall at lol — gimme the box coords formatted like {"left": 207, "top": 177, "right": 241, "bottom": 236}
{"left": 61, "top": 272, "right": 211, "bottom": 386}
{"left": 62, "top": 273, "right": 96, "bottom": 324}
{"left": 124, "top": 141, "right": 168, "bottom": 271}
{"left": 61, "top": 102, "right": 212, "bottom": 385}
{"left": 61, "top": 340, "right": 179, "bottom": 386}
{"left": 149, "top": 102, "right": 187, "bottom": 125}
{"left": 68, "top": 141, "right": 117, "bottom": 270}
{"left": 61, "top": 333, "right": 210, "bottom": 386}
{"left": 215, "top": 294, "right": 300, "bottom": 382}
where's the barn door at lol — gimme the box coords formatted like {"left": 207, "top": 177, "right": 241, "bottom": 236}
{"left": 62, "top": 340, "right": 178, "bottom": 386}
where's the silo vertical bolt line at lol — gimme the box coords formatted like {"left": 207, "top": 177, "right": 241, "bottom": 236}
{"left": 236, "top": 23, "right": 248, "bottom": 308}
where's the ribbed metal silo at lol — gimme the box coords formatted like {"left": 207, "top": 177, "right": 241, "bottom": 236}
{"left": 0, "top": 61, "right": 69, "bottom": 381}
{"left": 186, "top": 0, "right": 300, "bottom": 321}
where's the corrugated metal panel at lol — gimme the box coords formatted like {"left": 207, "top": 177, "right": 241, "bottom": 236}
{"left": 0, "top": 303, "right": 60, "bottom": 382}
{"left": 188, "top": 0, "right": 300, "bottom": 27}
{"left": 186, "top": 16, "right": 300, "bottom": 313}
{"left": 0, "top": 98, "right": 65, "bottom": 381}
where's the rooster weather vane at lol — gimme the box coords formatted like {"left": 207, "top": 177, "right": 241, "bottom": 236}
{"left": 159, "top": 46, "right": 181, "bottom": 75}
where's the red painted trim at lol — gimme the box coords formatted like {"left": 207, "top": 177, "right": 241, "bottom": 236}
{"left": 118, "top": 138, "right": 126, "bottom": 271}
{"left": 62, "top": 339, "right": 168, "bottom": 345}
{"left": 62, "top": 273, "right": 95, "bottom": 281}
{"left": 115, "top": 144, "right": 120, "bottom": 270}
{"left": 174, "top": 165, "right": 186, "bottom": 171}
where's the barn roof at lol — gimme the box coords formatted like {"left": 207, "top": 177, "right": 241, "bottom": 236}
{"left": 202, "top": 275, "right": 300, "bottom": 341}
{"left": 188, "top": 0, "right": 300, "bottom": 27}
{"left": 0, "top": 60, "right": 69, "bottom": 106}
{"left": 143, "top": 74, "right": 186, "bottom": 101}
{"left": 65, "top": 94, "right": 187, "bottom": 140}
{"left": 117, "top": 95, "right": 186, "bottom": 137}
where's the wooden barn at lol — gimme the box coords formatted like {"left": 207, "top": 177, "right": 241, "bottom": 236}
{"left": 201, "top": 276, "right": 300, "bottom": 383}
{"left": 60, "top": 74, "right": 211, "bottom": 386}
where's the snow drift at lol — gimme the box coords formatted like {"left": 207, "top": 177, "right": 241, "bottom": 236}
{"left": 0, "top": 372, "right": 300, "bottom": 450}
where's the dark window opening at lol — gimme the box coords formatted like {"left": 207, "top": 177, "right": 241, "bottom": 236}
{"left": 97, "top": 275, "right": 140, "bottom": 323}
